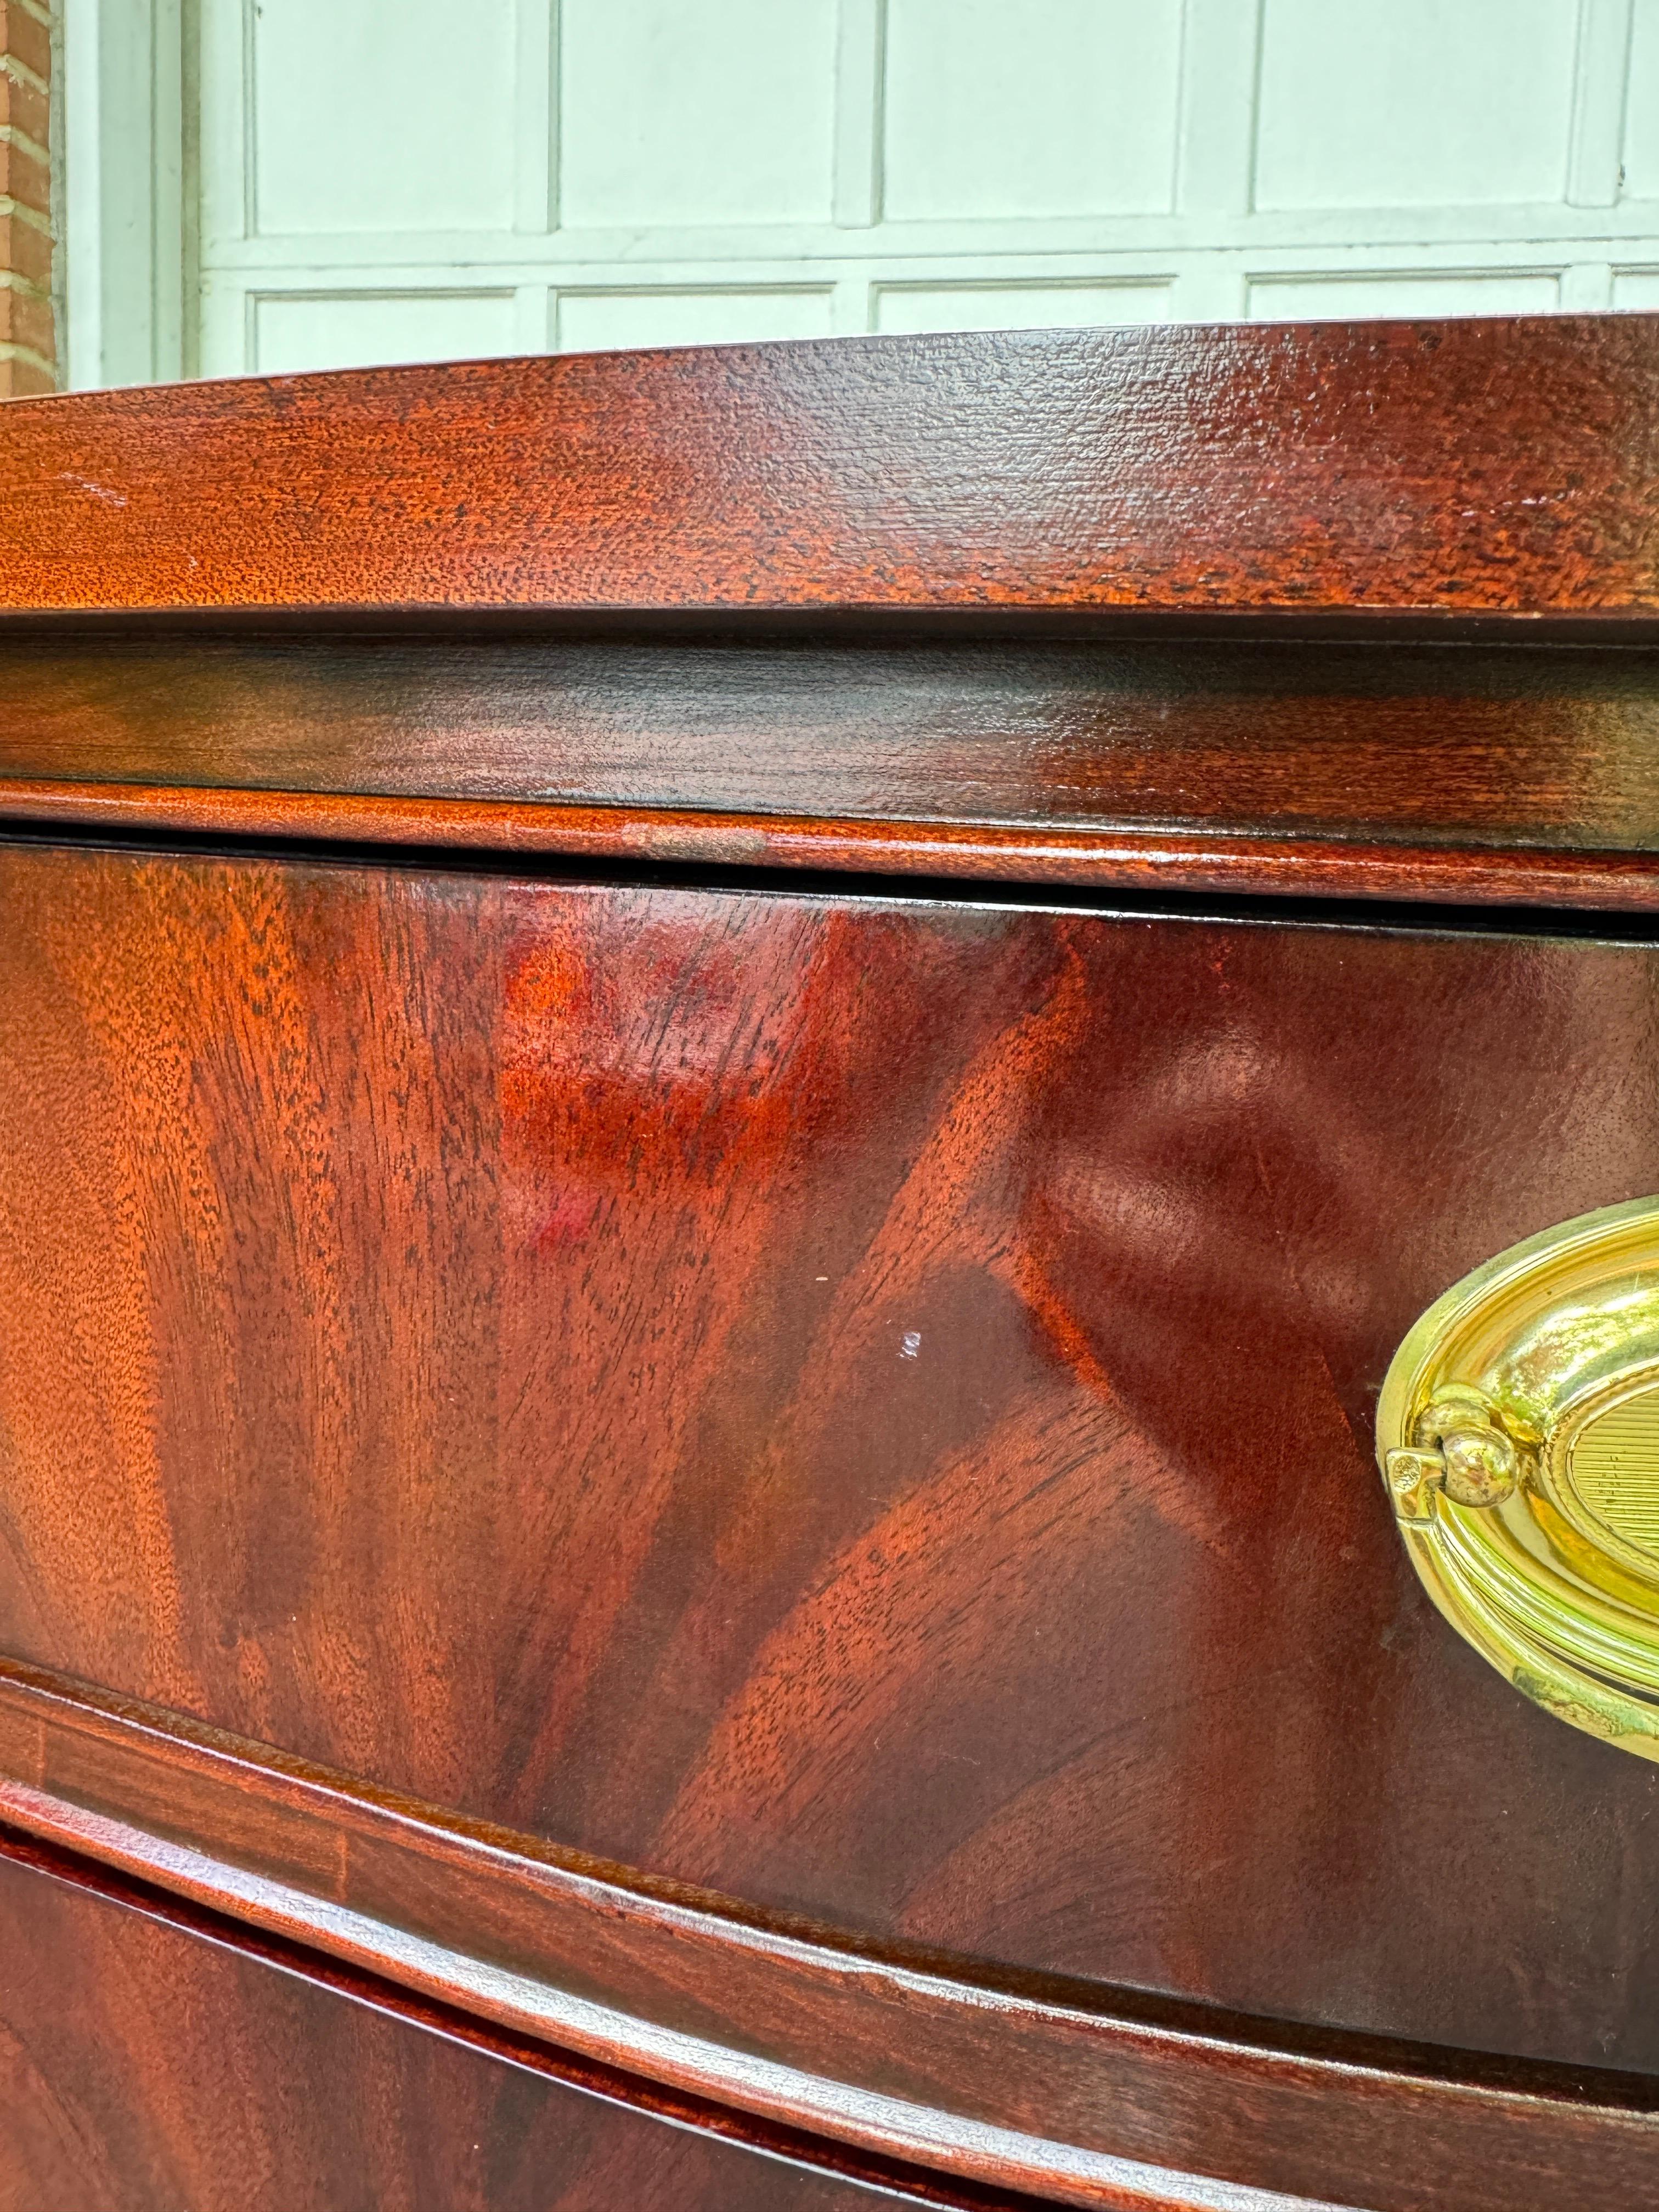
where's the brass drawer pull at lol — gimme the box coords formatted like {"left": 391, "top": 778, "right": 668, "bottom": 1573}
{"left": 1378, "top": 1197, "right": 1659, "bottom": 1758}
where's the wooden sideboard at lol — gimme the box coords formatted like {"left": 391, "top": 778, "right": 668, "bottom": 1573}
{"left": 5, "top": 320, "right": 1659, "bottom": 2211}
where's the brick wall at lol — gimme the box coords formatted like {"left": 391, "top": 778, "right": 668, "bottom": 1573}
{"left": 0, "top": 0, "right": 53, "bottom": 397}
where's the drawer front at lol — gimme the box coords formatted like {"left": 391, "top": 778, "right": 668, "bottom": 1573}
{"left": 0, "top": 1841, "right": 884, "bottom": 2212}
{"left": 3, "top": 837, "right": 1659, "bottom": 2087}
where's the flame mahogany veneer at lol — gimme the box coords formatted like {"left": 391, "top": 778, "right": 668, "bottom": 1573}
{"left": 4, "top": 324, "right": 1659, "bottom": 2210}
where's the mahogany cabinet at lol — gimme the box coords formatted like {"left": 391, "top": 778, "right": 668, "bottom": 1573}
{"left": 4, "top": 320, "right": 1659, "bottom": 2209}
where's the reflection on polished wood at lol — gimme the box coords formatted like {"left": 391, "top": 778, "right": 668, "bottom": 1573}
{"left": 5, "top": 320, "right": 1659, "bottom": 618}
{"left": 5, "top": 1651, "right": 1659, "bottom": 2212}
{"left": 0, "top": 1834, "right": 902, "bottom": 2212}
{"left": 7, "top": 630, "right": 1659, "bottom": 913}
{"left": 7, "top": 838, "right": 1659, "bottom": 2087}
{"left": 8, "top": 323, "right": 1659, "bottom": 2209}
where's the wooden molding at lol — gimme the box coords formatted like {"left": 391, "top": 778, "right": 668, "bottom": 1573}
{"left": 0, "top": 1826, "right": 1036, "bottom": 2212}
{"left": 5, "top": 777, "right": 1659, "bottom": 911}
{"left": 7, "top": 622, "right": 1659, "bottom": 905}
{"left": 5, "top": 322, "right": 1659, "bottom": 618}
{"left": 1, "top": 1652, "right": 1656, "bottom": 2212}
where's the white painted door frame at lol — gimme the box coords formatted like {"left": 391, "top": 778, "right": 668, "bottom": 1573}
{"left": 59, "top": 0, "right": 1659, "bottom": 391}
{"left": 61, "top": 0, "right": 191, "bottom": 389}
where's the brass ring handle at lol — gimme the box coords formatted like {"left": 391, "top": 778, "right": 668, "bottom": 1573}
{"left": 1377, "top": 1197, "right": 1659, "bottom": 1759}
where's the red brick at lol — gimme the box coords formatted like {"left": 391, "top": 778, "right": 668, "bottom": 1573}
{"left": 0, "top": 276, "right": 51, "bottom": 360}
{"left": 0, "top": 132, "right": 49, "bottom": 217}
{"left": 0, "top": 60, "right": 48, "bottom": 149}
{"left": 0, "top": 210, "right": 49, "bottom": 289}
{"left": 0, "top": 5, "right": 51, "bottom": 91}
{"left": 0, "top": 7, "right": 52, "bottom": 334}
{"left": 0, "top": 345, "right": 55, "bottom": 397}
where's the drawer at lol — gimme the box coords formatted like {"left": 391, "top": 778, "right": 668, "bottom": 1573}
{"left": 3, "top": 836, "right": 1659, "bottom": 2085}
{"left": 0, "top": 1837, "right": 887, "bottom": 2212}
{"left": 11, "top": 322, "right": 1659, "bottom": 2211}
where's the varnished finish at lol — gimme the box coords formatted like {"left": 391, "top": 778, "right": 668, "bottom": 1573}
{"left": 0, "top": 1840, "right": 909, "bottom": 2212}
{"left": 2, "top": 1651, "right": 1656, "bottom": 2212}
{"left": 7, "top": 838, "right": 1659, "bottom": 2094}
{"left": 1, "top": 1824, "right": 1036, "bottom": 2212}
{"left": 10, "top": 632, "right": 1659, "bottom": 848}
{"left": 9, "top": 627, "right": 1659, "bottom": 907}
{"left": 7, "top": 780, "right": 1659, "bottom": 911}
{"left": 12, "top": 321, "right": 1659, "bottom": 2210}
{"left": 5, "top": 320, "right": 1659, "bottom": 619}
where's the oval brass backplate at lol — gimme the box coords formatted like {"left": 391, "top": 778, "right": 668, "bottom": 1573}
{"left": 1377, "top": 1195, "right": 1659, "bottom": 1759}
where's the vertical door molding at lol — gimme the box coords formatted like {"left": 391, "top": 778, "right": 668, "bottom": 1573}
{"left": 1568, "top": 0, "right": 1635, "bottom": 206}
{"left": 515, "top": 0, "right": 556, "bottom": 234}
{"left": 832, "top": 0, "right": 885, "bottom": 229}
{"left": 1170, "top": 0, "right": 1261, "bottom": 319}
{"left": 61, "top": 0, "right": 193, "bottom": 386}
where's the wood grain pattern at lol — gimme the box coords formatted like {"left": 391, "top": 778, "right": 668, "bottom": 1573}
{"left": 14, "top": 319, "right": 1659, "bottom": 2211}
{"left": 9, "top": 630, "right": 1659, "bottom": 844}
{"left": 7, "top": 836, "right": 1659, "bottom": 2095}
{"left": 4, "top": 1651, "right": 1657, "bottom": 2212}
{"left": 5, "top": 320, "right": 1659, "bottom": 618}
{"left": 0, "top": 1837, "right": 917, "bottom": 2212}
{"left": 8, "top": 781, "right": 1659, "bottom": 911}
{"left": 8, "top": 628, "right": 1659, "bottom": 907}
{"left": 1, "top": 1824, "right": 1054, "bottom": 2212}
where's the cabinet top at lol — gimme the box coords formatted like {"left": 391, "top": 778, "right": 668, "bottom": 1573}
{"left": 3, "top": 317, "right": 1657, "bottom": 624}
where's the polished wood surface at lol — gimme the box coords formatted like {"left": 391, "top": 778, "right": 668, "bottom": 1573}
{"left": 10, "top": 630, "right": 1659, "bottom": 840}
{"left": 0, "top": 1837, "right": 906, "bottom": 2212}
{"left": 7, "top": 630, "right": 1659, "bottom": 910}
{"left": 5, "top": 837, "right": 1659, "bottom": 2100}
{"left": 9, "top": 321, "right": 1659, "bottom": 2210}
{"left": 4, "top": 320, "right": 1659, "bottom": 619}
{"left": 5, "top": 1651, "right": 1659, "bottom": 2212}
{"left": 13, "top": 781, "right": 1659, "bottom": 912}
